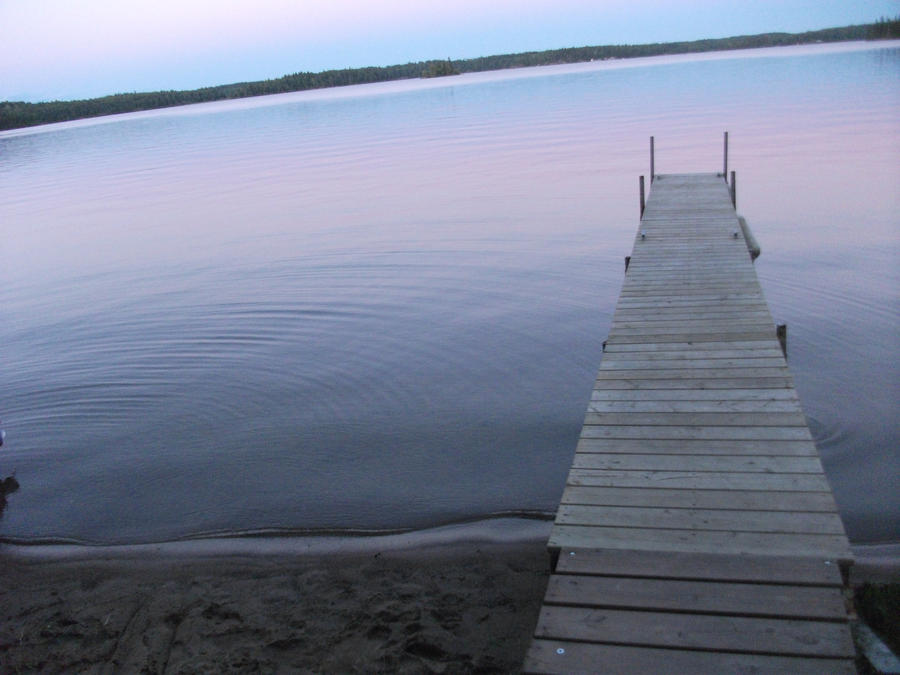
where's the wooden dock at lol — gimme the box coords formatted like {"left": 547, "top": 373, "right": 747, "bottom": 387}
{"left": 524, "top": 172, "right": 855, "bottom": 673}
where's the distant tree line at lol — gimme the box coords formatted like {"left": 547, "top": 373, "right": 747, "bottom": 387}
{"left": 0, "top": 21, "right": 893, "bottom": 132}
{"left": 421, "top": 59, "right": 460, "bottom": 78}
{"left": 867, "top": 15, "right": 900, "bottom": 39}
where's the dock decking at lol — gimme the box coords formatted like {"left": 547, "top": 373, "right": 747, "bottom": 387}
{"left": 524, "top": 173, "right": 854, "bottom": 673}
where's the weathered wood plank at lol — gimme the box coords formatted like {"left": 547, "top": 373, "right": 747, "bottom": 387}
{"left": 595, "top": 367, "right": 792, "bottom": 380}
{"left": 544, "top": 575, "right": 848, "bottom": 619}
{"left": 599, "top": 348, "right": 785, "bottom": 360}
{"left": 524, "top": 639, "right": 856, "bottom": 674}
{"left": 579, "top": 425, "right": 813, "bottom": 441}
{"left": 589, "top": 389, "right": 799, "bottom": 401}
{"left": 610, "top": 317, "right": 776, "bottom": 328}
{"left": 616, "top": 292, "right": 765, "bottom": 300}
{"left": 603, "top": 340, "right": 781, "bottom": 352}
{"left": 554, "top": 548, "right": 846, "bottom": 584}
{"left": 627, "top": 265, "right": 754, "bottom": 271}
{"left": 613, "top": 302, "right": 770, "bottom": 311}
{"left": 620, "top": 285, "right": 760, "bottom": 292}
{"left": 625, "top": 259, "right": 752, "bottom": 265}
{"left": 566, "top": 469, "right": 831, "bottom": 491}
{"left": 618, "top": 287, "right": 764, "bottom": 296}
{"left": 575, "top": 437, "right": 819, "bottom": 455}
{"left": 616, "top": 296, "right": 765, "bottom": 303}
{"left": 629, "top": 248, "right": 751, "bottom": 254}
{"left": 547, "top": 525, "right": 852, "bottom": 559}
{"left": 572, "top": 453, "right": 825, "bottom": 473}
{"left": 619, "top": 285, "right": 763, "bottom": 294}
{"left": 613, "top": 300, "right": 769, "bottom": 310}
{"left": 604, "top": 331, "right": 781, "bottom": 343}
{"left": 624, "top": 265, "right": 759, "bottom": 271}
{"left": 555, "top": 504, "right": 847, "bottom": 535}
{"left": 611, "top": 308, "right": 771, "bottom": 319}
{"left": 615, "top": 296, "right": 767, "bottom": 305}
{"left": 624, "top": 271, "right": 759, "bottom": 277}
{"left": 598, "top": 357, "right": 788, "bottom": 369}
{"left": 582, "top": 411, "right": 808, "bottom": 427}
{"left": 618, "top": 285, "right": 766, "bottom": 293}
{"left": 610, "top": 321, "right": 774, "bottom": 332}
{"left": 588, "top": 399, "right": 802, "bottom": 413}
{"left": 626, "top": 256, "right": 754, "bottom": 261}
{"left": 611, "top": 320, "right": 773, "bottom": 330}
{"left": 591, "top": 377, "right": 794, "bottom": 389}
{"left": 612, "top": 306, "right": 768, "bottom": 314}
{"left": 627, "top": 261, "right": 756, "bottom": 267}
{"left": 534, "top": 605, "right": 855, "bottom": 657}
{"left": 559, "top": 486, "right": 840, "bottom": 513}
{"left": 616, "top": 296, "right": 759, "bottom": 309}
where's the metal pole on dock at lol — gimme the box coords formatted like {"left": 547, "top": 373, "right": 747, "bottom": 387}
{"left": 730, "top": 171, "right": 736, "bottom": 208}
{"left": 639, "top": 175, "right": 646, "bottom": 217}
{"left": 723, "top": 131, "right": 729, "bottom": 180}
{"left": 650, "top": 136, "right": 655, "bottom": 183}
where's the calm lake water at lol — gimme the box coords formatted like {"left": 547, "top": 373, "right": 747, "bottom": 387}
{"left": 1, "top": 42, "right": 898, "bottom": 546}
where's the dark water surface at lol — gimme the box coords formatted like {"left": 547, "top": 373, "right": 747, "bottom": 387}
{"left": 1, "top": 42, "right": 898, "bottom": 545}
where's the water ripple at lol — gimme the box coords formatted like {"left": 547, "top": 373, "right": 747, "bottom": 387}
{"left": 1, "top": 44, "right": 898, "bottom": 546}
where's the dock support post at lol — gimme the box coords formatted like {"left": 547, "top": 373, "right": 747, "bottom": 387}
{"left": 777, "top": 324, "right": 787, "bottom": 358}
{"left": 549, "top": 548, "right": 561, "bottom": 571}
{"left": 625, "top": 255, "right": 631, "bottom": 272}
{"left": 723, "top": 131, "right": 729, "bottom": 180}
{"left": 730, "top": 170, "right": 736, "bottom": 208}
{"left": 639, "top": 175, "right": 646, "bottom": 218}
{"left": 650, "top": 136, "right": 655, "bottom": 183}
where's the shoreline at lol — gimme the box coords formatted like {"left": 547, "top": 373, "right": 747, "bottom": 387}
{"left": 3, "top": 39, "right": 897, "bottom": 137}
{"left": 3, "top": 29, "right": 894, "bottom": 131}
{"left": 4, "top": 516, "right": 897, "bottom": 575}
{"left": 0, "top": 516, "right": 554, "bottom": 559}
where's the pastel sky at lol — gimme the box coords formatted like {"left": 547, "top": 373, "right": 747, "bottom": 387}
{"left": 2, "top": 0, "right": 898, "bottom": 102}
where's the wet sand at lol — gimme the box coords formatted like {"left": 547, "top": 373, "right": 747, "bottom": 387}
{"left": 0, "top": 540, "right": 550, "bottom": 674}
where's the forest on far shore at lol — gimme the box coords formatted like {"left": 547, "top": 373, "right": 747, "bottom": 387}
{"left": 2, "top": 18, "right": 898, "bottom": 132}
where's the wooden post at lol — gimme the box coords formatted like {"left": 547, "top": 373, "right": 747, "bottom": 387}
{"left": 624, "top": 255, "right": 631, "bottom": 272}
{"left": 777, "top": 324, "right": 787, "bottom": 358}
{"left": 730, "top": 170, "right": 736, "bottom": 208}
{"left": 738, "top": 216, "right": 761, "bottom": 261}
{"left": 650, "top": 136, "right": 655, "bottom": 183}
{"left": 639, "top": 175, "right": 645, "bottom": 218}
{"left": 723, "top": 131, "right": 729, "bottom": 181}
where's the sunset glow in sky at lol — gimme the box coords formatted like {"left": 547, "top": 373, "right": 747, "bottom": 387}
{"left": 2, "top": 0, "right": 897, "bottom": 102}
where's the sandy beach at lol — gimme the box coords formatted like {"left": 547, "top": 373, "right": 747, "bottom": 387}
{"left": 3, "top": 527, "right": 897, "bottom": 674}
{"left": 0, "top": 538, "right": 550, "bottom": 674}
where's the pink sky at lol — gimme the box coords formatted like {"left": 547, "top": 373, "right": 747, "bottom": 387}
{"left": 2, "top": 0, "right": 896, "bottom": 101}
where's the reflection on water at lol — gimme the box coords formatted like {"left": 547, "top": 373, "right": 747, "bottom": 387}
{"left": 0, "top": 42, "right": 898, "bottom": 545}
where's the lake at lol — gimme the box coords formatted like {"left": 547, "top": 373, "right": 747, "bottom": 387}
{"left": 1, "top": 41, "right": 898, "bottom": 547}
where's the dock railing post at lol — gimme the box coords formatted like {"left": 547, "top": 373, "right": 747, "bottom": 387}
{"left": 639, "top": 175, "right": 646, "bottom": 218}
{"left": 730, "top": 171, "right": 736, "bottom": 208}
{"left": 650, "top": 136, "right": 655, "bottom": 183}
{"left": 723, "top": 131, "right": 729, "bottom": 181}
